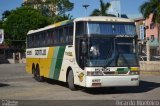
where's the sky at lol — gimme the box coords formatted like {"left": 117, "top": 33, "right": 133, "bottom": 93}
{"left": 0, "top": 0, "right": 148, "bottom": 19}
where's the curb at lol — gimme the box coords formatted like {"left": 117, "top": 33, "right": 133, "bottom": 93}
{"left": 140, "top": 71, "right": 160, "bottom": 75}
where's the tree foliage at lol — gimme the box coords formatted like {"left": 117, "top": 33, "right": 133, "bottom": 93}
{"left": 23, "top": 0, "right": 74, "bottom": 17}
{"left": 140, "top": 0, "right": 160, "bottom": 23}
{"left": 90, "top": 0, "right": 111, "bottom": 16}
{"left": 3, "top": 6, "right": 50, "bottom": 48}
{"left": 51, "top": 14, "right": 73, "bottom": 23}
{"left": 0, "top": 20, "right": 3, "bottom": 28}
{"left": 2, "top": 10, "right": 11, "bottom": 21}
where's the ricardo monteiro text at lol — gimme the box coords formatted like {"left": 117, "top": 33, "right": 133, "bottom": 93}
{"left": 136, "top": 100, "right": 159, "bottom": 106}
{"left": 116, "top": 100, "right": 136, "bottom": 106}
{"left": 116, "top": 100, "right": 160, "bottom": 106}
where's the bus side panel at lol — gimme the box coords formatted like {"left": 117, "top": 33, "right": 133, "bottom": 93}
{"left": 26, "top": 58, "right": 40, "bottom": 74}
{"left": 49, "top": 46, "right": 66, "bottom": 80}
{"left": 26, "top": 58, "right": 32, "bottom": 74}
{"left": 58, "top": 46, "right": 85, "bottom": 86}
{"left": 58, "top": 46, "right": 74, "bottom": 82}
{"left": 40, "top": 47, "right": 54, "bottom": 78}
{"left": 53, "top": 46, "right": 66, "bottom": 80}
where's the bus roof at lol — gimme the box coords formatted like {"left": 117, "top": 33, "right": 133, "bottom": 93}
{"left": 74, "top": 16, "right": 134, "bottom": 23}
{"left": 27, "top": 20, "right": 73, "bottom": 35}
{"left": 27, "top": 16, "right": 134, "bottom": 35}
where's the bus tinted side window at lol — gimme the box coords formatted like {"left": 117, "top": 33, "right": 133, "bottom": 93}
{"left": 59, "top": 28, "right": 63, "bottom": 43}
{"left": 42, "top": 32, "right": 46, "bottom": 46}
{"left": 55, "top": 28, "right": 59, "bottom": 44}
{"left": 68, "top": 25, "right": 73, "bottom": 43}
{"left": 36, "top": 34, "right": 40, "bottom": 47}
{"left": 27, "top": 36, "right": 30, "bottom": 48}
{"left": 39, "top": 32, "right": 43, "bottom": 47}
{"left": 64, "top": 27, "right": 68, "bottom": 42}
{"left": 63, "top": 25, "right": 73, "bottom": 44}
{"left": 32, "top": 34, "right": 34, "bottom": 47}
{"left": 46, "top": 31, "right": 49, "bottom": 46}
{"left": 51, "top": 30, "right": 54, "bottom": 45}
{"left": 27, "top": 23, "right": 74, "bottom": 47}
{"left": 76, "top": 22, "right": 86, "bottom": 36}
{"left": 48, "top": 31, "right": 52, "bottom": 46}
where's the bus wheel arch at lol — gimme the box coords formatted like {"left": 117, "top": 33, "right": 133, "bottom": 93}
{"left": 34, "top": 63, "right": 44, "bottom": 82}
{"left": 66, "top": 67, "right": 72, "bottom": 81}
{"left": 66, "top": 67, "right": 76, "bottom": 90}
{"left": 36, "top": 64, "right": 39, "bottom": 71}
{"left": 32, "top": 63, "right": 36, "bottom": 74}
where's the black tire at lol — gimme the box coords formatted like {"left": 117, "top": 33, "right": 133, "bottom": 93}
{"left": 67, "top": 70, "right": 76, "bottom": 91}
{"left": 33, "top": 66, "right": 44, "bottom": 82}
{"left": 33, "top": 68, "right": 37, "bottom": 79}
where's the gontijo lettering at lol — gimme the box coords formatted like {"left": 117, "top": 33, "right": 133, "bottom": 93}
{"left": 27, "top": 50, "right": 32, "bottom": 55}
{"left": 35, "top": 49, "right": 46, "bottom": 55}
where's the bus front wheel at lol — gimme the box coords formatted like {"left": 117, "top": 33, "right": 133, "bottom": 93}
{"left": 67, "top": 70, "right": 76, "bottom": 91}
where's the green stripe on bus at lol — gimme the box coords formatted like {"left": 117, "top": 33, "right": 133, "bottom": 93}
{"left": 53, "top": 46, "right": 66, "bottom": 80}
{"left": 49, "top": 47, "right": 60, "bottom": 78}
{"left": 117, "top": 68, "right": 130, "bottom": 72}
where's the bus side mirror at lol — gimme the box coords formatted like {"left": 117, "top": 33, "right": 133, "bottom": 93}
{"left": 81, "top": 40, "right": 87, "bottom": 54}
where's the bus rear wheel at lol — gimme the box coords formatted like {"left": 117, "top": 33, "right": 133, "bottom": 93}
{"left": 67, "top": 70, "right": 76, "bottom": 91}
{"left": 33, "top": 66, "right": 44, "bottom": 82}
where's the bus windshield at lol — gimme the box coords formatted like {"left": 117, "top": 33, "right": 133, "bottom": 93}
{"left": 86, "top": 38, "right": 139, "bottom": 67}
{"left": 75, "top": 21, "right": 138, "bottom": 68}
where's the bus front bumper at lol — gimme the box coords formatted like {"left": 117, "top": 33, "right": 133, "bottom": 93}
{"left": 85, "top": 75, "right": 139, "bottom": 88}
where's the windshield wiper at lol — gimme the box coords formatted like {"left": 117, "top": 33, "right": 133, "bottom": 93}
{"left": 103, "top": 53, "right": 116, "bottom": 68}
{"left": 118, "top": 54, "right": 131, "bottom": 68}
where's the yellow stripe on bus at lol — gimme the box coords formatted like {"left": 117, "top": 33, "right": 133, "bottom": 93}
{"left": 54, "top": 22, "right": 61, "bottom": 27}
{"left": 40, "top": 47, "right": 54, "bottom": 77}
{"left": 130, "top": 67, "right": 139, "bottom": 71}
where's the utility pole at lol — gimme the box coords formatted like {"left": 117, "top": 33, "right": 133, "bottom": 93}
{"left": 146, "top": 41, "right": 150, "bottom": 61}
{"left": 83, "top": 4, "right": 90, "bottom": 16}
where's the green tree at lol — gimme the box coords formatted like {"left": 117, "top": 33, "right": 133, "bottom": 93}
{"left": 23, "top": 0, "right": 74, "bottom": 17}
{"left": 140, "top": 0, "right": 160, "bottom": 43}
{"left": 90, "top": 0, "right": 111, "bottom": 16}
{"left": 3, "top": 6, "right": 50, "bottom": 50}
{"left": 56, "top": 0, "right": 74, "bottom": 15}
{"left": 52, "top": 13, "right": 73, "bottom": 23}
{"left": 0, "top": 20, "right": 3, "bottom": 28}
{"left": 2, "top": 10, "right": 11, "bottom": 21}
{"left": 140, "top": 0, "right": 160, "bottom": 23}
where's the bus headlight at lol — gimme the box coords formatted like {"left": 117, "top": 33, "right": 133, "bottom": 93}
{"left": 129, "top": 71, "right": 140, "bottom": 75}
{"left": 87, "top": 71, "right": 103, "bottom": 76}
{"left": 129, "top": 67, "right": 140, "bottom": 75}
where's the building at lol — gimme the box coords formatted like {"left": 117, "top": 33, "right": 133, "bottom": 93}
{"left": 23, "top": 0, "right": 58, "bottom": 16}
{"left": 135, "top": 18, "right": 146, "bottom": 57}
{"left": 135, "top": 13, "right": 160, "bottom": 61}
{"left": 23, "top": 0, "right": 27, "bottom": 2}
{"left": 135, "top": 17, "right": 145, "bottom": 41}
{"left": 145, "top": 14, "right": 159, "bottom": 46}
{"left": 108, "top": 0, "right": 121, "bottom": 17}
{"left": 145, "top": 14, "right": 160, "bottom": 56}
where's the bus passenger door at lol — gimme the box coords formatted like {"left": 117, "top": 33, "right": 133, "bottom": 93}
{"left": 75, "top": 38, "right": 87, "bottom": 86}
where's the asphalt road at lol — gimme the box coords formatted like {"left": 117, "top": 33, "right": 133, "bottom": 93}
{"left": 0, "top": 64, "right": 160, "bottom": 101}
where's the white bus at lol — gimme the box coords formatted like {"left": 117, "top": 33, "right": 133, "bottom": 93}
{"left": 26, "top": 16, "right": 140, "bottom": 90}
{"left": 0, "top": 29, "right": 4, "bottom": 44}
